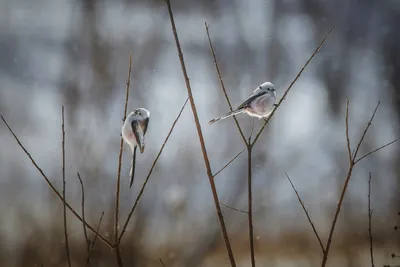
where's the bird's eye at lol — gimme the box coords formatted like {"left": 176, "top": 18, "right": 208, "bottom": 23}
{"left": 137, "top": 111, "right": 141, "bottom": 115}
{"left": 259, "top": 86, "right": 262, "bottom": 90}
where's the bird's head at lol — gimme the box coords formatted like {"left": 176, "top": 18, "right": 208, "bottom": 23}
{"left": 258, "top": 81, "right": 275, "bottom": 94}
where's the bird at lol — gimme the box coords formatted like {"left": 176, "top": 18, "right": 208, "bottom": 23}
{"left": 208, "top": 81, "right": 277, "bottom": 125}
{"left": 121, "top": 108, "right": 150, "bottom": 188}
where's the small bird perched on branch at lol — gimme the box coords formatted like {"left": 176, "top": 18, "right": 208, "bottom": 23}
{"left": 208, "top": 81, "right": 277, "bottom": 125}
{"left": 122, "top": 108, "right": 150, "bottom": 188}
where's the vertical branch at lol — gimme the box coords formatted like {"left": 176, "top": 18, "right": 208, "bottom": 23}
{"left": 113, "top": 53, "right": 132, "bottom": 267}
{"left": 368, "top": 172, "right": 375, "bottom": 267}
{"left": 247, "top": 145, "right": 255, "bottom": 267}
{"left": 61, "top": 106, "right": 71, "bottom": 267}
{"left": 114, "top": 53, "right": 132, "bottom": 242}
{"left": 164, "top": 1, "right": 236, "bottom": 266}
{"left": 86, "top": 212, "right": 105, "bottom": 267}
{"left": 77, "top": 173, "right": 91, "bottom": 263}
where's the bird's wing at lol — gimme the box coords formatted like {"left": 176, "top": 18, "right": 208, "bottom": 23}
{"left": 131, "top": 120, "right": 140, "bottom": 144}
{"left": 143, "top": 117, "right": 149, "bottom": 135}
{"left": 237, "top": 90, "right": 267, "bottom": 109}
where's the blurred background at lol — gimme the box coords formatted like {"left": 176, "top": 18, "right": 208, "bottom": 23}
{"left": 0, "top": 0, "right": 400, "bottom": 266}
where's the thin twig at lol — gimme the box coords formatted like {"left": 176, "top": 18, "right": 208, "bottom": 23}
{"left": 118, "top": 97, "right": 189, "bottom": 243}
{"left": 205, "top": 22, "right": 247, "bottom": 146}
{"left": 285, "top": 173, "right": 325, "bottom": 253}
{"left": 61, "top": 106, "right": 71, "bottom": 267}
{"left": 221, "top": 202, "right": 248, "bottom": 214}
{"left": 164, "top": 1, "right": 236, "bottom": 266}
{"left": 114, "top": 53, "right": 132, "bottom": 244}
{"left": 247, "top": 145, "right": 255, "bottom": 267}
{"left": 114, "top": 53, "right": 132, "bottom": 267}
{"left": 345, "top": 98, "right": 352, "bottom": 162}
{"left": 355, "top": 140, "right": 398, "bottom": 164}
{"left": 86, "top": 212, "right": 105, "bottom": 267}
{"left": 368, "top": 172, "right": 375, "bottom": 267}
{"left": 159, "top": 258, "right": 166, "bottom": 267}
{"left": 1, "top": 115, "right": 113, "bottom": 248}
{"left": 77, "top": 173, "right": 90, "bottom": 259}
{"left": 251, "top": 26, "right": 335, "bottom": 147}
{"left": 213, "top": 148, "right": 246, "bottom": 178}
{"left": 321, "top": 101, "right": 397, "bottom": 267}
{"left": 352, "top": 102, "right": 380, "bottom": 160}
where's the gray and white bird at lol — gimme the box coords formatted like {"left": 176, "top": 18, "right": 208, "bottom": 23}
{"left": 209, "top": 81, "right": 277, "bottom": 125}
{"left": 121, "top": 108, "right": 150, "bottom": 188}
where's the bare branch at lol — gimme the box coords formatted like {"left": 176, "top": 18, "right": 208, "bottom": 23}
{"left": 0, "top": 115, "right": 113, "bottom": 248}
{"left": 61, "top": 106, "right": 71, "bottom": 267}
{"left": 345, "top": 99, "right": 351, "bottom": 162}
{"left": 114, "top": 53, "right": 132, "bottom": 249}
{"left": 86, "top": 212, "right": 105, "bottom": 267}
{"left": 221, "top": 202, "right": 248, "bottom": 214}
{"left": 213, "top": 148, "right": 246, "bottom": 178}
{"left": 368, "top": 172, "right": 375, "bottom": 267}
{"left": 251, "top": 26, "right": 335, "bottom": 146}
{"left": 355, "top": 140, "right": 398, "bottom": 164}
{"left": 164, "top": 1, "right": 236, "bottom": 266}
{"left": 77, "top": 173, "right": 90, "bottom": 255}
{"left": 159, "top": 258, "right": 166, "bottom": 267}
{"left": 353, "top": 102, "right": 380, "bottom": 160}
{"left": 285, "top": 173, "right": 325, "bottom": 253}
{"left": 118, "top": 97, "right": 189, "bottom": 243}
{"left": 247, "top": 146, "right": 255, "bottom": 267}
{"left": 205, "top": 22, "right": 247, "bottom": 146}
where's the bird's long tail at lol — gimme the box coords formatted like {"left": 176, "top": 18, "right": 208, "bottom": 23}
{"left": 129, "top": 146, "right": 137, "bottom": 188}
{"left": 208, "top": 109, "right": 244, "bottom": 125}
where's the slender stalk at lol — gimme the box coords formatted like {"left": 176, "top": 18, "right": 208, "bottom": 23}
{"left": 368, "top": 172, "right": 375, "bottom": 267}
{"left": 164, "top": 1, "right": 236, "bottom": 266}
{"left": 114, "top": 53, "right": 132, "bottom": 246}
{"left": 61, "top": 106, "right": 71, "bottom": 267}
{"left": 86, "top": 212, "right": 105, "bottom": 267}
{"left": 113, "top": 53, "right": 133, "bottom": 267}
{"left": 220, "top": 202, "right": 248, "bottom": 214}
{"left": 285, "top": 173, "right": 325, "bottom": 253}
{"left": 247, "top": 145, "right": 255, "bottom": 267}
{"left": 77, "top": 172, "right": 90, "bottom": 257}
{"left": 213, "top": 148, "right": 246, "bottom": 178}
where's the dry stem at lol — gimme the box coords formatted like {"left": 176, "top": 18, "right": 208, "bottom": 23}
{"left": 86, "top": 212, "right": 105, "bottom": 267}
{"left": 61, "top": 106, "right": 71, "bottom": 267}
{"left": 77, "top": 172, "right": 90, "bottom": 257}
{"left": 285, "top": 173, "right": 325, "bottom": 253}
{"left": 368, "top": 172, "right": 375, "bottom": 267}
{"left": 165, "top": 1, "right": 236, "bottom": 265}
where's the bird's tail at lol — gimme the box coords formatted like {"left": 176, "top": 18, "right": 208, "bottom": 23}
{"left": 208, "top": 109, "right": 244, "bottom": 125}
{"left": 129, "top": 146, "right": 137, "bottom": 188}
